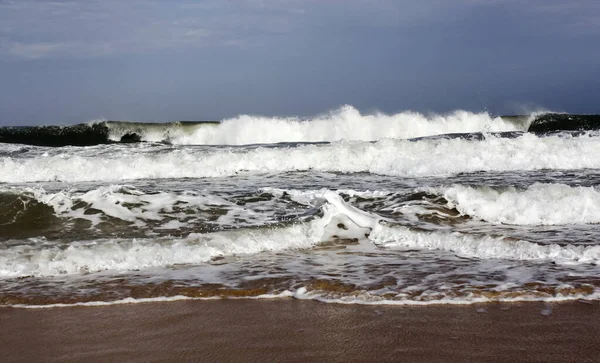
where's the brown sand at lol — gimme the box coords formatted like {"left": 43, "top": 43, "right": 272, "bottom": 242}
{"left": 1, "top": 299, "right": 599, "bottom": 362}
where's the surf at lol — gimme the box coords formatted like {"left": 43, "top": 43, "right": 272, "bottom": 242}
{"left": 0, "top": 105, "right": 545, "bottom": 146}
{"left": 4, "top": 132, "right": 600, "bottom": 183}
{"left": 426, "top": 183, "right": 600, "bottom": 225}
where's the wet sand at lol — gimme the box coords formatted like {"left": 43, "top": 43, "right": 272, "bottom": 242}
{"left": 2, "top": 299, "right": 600, "bottom": 362}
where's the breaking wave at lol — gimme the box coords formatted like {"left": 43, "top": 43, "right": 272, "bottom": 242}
{"left": 3, "top": 190, "right": 600, "bottom": 279}
{"left": 3, "top": 105, "right": 600, "bottom": 147}
{"left": 0, "top": 185, "right": 315, "bottom": 241}
{"left": 0, "top": 105, "right": 569, "bottom": 146}
{"left": 153, "top": 106, "right": 527, "bottom": 145}
{"left": 431, "top": 184, "right": 600, "bottom": 225}
{"left": 3, "top": 132, "right": 600, "bottom": 183}
{"left": 321, "top": 191, "right": 600, "bottom": 265}
{"left": 371, "top": 223, "right": 600, "bottom": 265}
{"left": 0, "top": 201, "right": 339, "bottom": 278}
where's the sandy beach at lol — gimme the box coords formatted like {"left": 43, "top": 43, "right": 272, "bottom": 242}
{"left": 2, "top": 299, "right": 599, "bottom": 362}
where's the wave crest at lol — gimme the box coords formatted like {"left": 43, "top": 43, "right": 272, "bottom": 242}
{"left": 4, "top": 132, "right": 600, "bottom": 182}
{"left": 173, "top": 105, "right": 526, "bottom": 145}
{"left": 432, "top": 184, "right": 600, "bottom": 225}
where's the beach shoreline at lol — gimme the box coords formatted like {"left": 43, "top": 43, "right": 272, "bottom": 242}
{"left": 2, "top": 299, "right": 599, "bottom": 362}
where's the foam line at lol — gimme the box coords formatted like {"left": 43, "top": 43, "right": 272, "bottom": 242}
{"left": 369, "top": 223, "right": 600, "bottom": 265}
{"left": 4, "top": 132, "right": 600, "bottom": 182}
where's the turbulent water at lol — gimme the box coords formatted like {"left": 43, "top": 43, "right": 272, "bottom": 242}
{"left": 2, "top": 106, "right": 600, "bottom": 307}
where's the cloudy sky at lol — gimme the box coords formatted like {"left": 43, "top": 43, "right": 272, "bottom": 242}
{"left": 0, "top": 0, "right": 599, "bottom": 124}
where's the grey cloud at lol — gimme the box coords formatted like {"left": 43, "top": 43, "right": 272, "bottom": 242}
{"left": 1, "top": 0, "right": 598, "bottom": 59}
{"left": 0, "top": 0, "right": 312, "bottom": 59}
{"left": 0, "top": 0, "right": 598, "bottom": 124}
{"left": 0, "top": 0, "right": 476, "bottom": 59}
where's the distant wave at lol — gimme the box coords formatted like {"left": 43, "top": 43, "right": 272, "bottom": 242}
{"left": 0, "top": 120, "right": 218, "bottom": 147}
{"left": 157, "top": 106, "right": 527, "bottom": 145}
{"left": 527, "top": 113, "right": 600, "bottom": 133}
{"left": 1, "top": 106, "right": 598, "bottom": 147}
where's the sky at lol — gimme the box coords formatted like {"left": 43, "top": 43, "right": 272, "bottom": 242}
{"left": 0, "top": 0, "right": 599, "bottom": 125}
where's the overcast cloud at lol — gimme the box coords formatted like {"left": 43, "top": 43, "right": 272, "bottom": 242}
{"left": 0, "top": 0, "right": 598, "bottom": 124}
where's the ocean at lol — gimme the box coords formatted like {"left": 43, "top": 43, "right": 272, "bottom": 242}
{"left": 2, "top": 106, "right": 600, "bottom": 307}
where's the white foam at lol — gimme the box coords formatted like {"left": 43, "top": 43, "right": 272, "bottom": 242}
{"left": 0, "top": 199, "right": 374, "bottom": 278}
{"left": 107, "top": 105, "right": 528, "bottom": 145}
{"left": 322, "top": 191, "right": 380, "bottom": 229}
{"left": 4, "top": 133, "right": 600, "bottom": 183}
{"left": 7, "top": 289, "right": 600, "bottom": 309}
{"left": 435, "top": 183, "right": 600, "bottom": 225}
{"left": 3, "top": 187, "right": 600, "bottom": 279}
{"left": 369, "top": 223, "right": 600, "bottom": 265}
{"left": 9, "top": 296, "right": 199, "bottom": 309}
{"left": 0, "top": 185, "right": 240, "bottom": 227}
{"left": 261, "top": 187, "right": 392, "bottom": 205}
{"left": 8, "top": 291, "right": 296, "bottom": 309}
{"left": 258, "top": 188, "right": 384, "bottom": 228}
{"left": 292, "top": 287, "right": 600, "bottom": 306}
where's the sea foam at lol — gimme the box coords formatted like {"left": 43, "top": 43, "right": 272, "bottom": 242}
{"left": 3, "top": 133, "right": 600, "bottom": 183}
{"left": 106, "top": 105, "right": 529, "bottom": 145}
{"left": 0, "top": 197, "right": 365, "bottom": 278}
{"left": 370, "top": 223, "right": 600, "bottom": 265}
{"left": 4, "top": 190, "right": 600, "bottom": 279}
{"left": 435, "top": 183, "right": 600, "bottom": 225}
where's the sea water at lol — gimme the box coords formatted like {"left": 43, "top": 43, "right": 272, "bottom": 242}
{"left": 1, "top": 106, "right": 600, "bottom": 307}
